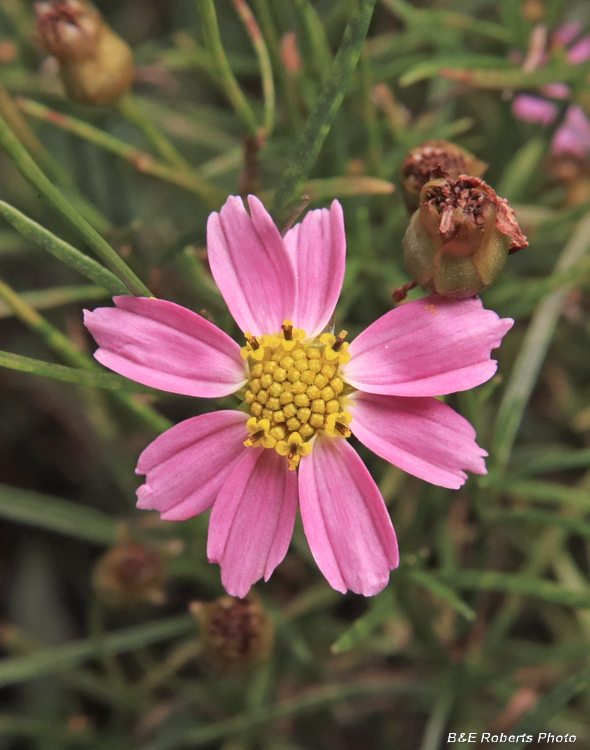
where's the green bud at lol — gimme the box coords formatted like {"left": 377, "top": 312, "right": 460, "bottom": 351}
{"left": 35, "top": 0, "right": 134, "bottom": 105}
{"left": 190, "top": 594, "right": 274, "bottom": 675}
{"left": 401, "top": 140, "right": 488, "bottom": 214}
{"left": 402, "top": 175, "right": 528, "bottom": 299}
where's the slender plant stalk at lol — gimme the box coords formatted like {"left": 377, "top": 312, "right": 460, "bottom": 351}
{"left": 293, "top": 0, "right": 332, "bottom": 81}
{"left": 117, "top": 93, "right": 194, "bottom": 172}
{"left": 252, "top": 0, "right": 303, "bottom": 128}
{"left": 0, "top": 285, "right": 109, "bottom": 318}
{"left": 271, "top": 0, "right": 378, "bottom": 216}
{"left": 17, "top": 98, "right": 225, "bottom": 208}
{"left": 197, "top": 0, "right": 260, "bottom": 138}
{"left": 0, "top": 200, "right": 128, "bottom": 295}
{"left": 0, "top": 276, "right": 170, "bottom": 434}
{"left": 0, "top": 112, "right": 150, "bottom": 296}
{"left": 231, "top": 0, "right": 275, "bottom": 137}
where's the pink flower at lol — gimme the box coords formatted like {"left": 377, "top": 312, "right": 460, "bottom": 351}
{"left": 84, "top": 196, "right": 513, "bottom": 597}
{"left": 552, "top": 104, "right": 590, "bottom": 158}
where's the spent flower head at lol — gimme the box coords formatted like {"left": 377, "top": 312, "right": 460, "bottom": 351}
{"left": 401, "top": 140, "right": 488, "bottom": 213}
{"left": 402, "top": 175, "right": 528, "bottom": 299}
{"left": 35, "top": 0, "right": 134, "bottom": 105}
{"left": 85, "top": 196, "right": 513, "bottom": 597}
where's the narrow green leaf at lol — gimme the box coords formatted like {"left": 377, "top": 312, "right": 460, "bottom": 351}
{"left": 271, "top": 0, "right": 377, "bottom": 215}
{"left": 331, "top": 588, "right": 395, "bottom": 653}
{"left": 493, "top": 212, "right": 590, "bottom": 471}
{"left": 437, "top": 570, "right": 590, "bottom": 609}
{"left": 0, "top": 350, "right": 163, "bottom": 394}
{"left": 0, "top": 201, "right": 128, "bottom": 295}
{"left": 0, "top": 284, "right": 110, "bottom": 318}
{"left": 0, "top": 616, "right": 195, "bottom": 688}
{"left": 0, "top": 111, "right": 151, "bottom": 296}
{"left": 0, "top": 483, "right": 117, "bottom": 545}
{"left": 492, "top": 509, "right": 590, "bottom": 539}
{"left": 486, "top": 478, "right": 590, "bottom": 510}
{"left": 399, "top": 55, "right": 513, "bottom": 87}
{"left": 497, "top": 137, "right": 546, "bottom": 203}
{"left": 406, "top": 569, "right": 476, "bottom": 621}
{"left": 505, "top": 665, "right": 590, "bottom": 749}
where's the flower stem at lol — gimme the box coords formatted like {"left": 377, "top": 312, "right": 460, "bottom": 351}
{"left": 196, "top": 0, "right": 260, "bottom": 138}
{"left": 270, "top": 0, "right": 377, "bottom": 216}
{"left": 0, "top": 111, "right": 150, "bottom": 296}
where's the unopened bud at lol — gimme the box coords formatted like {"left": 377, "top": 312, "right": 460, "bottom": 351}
{"left": 402, "top": 175, "right": 528, "bottom": 298}
{"left": 401, "top": 140, "right": 488, "bottom": 213}
{"left": 35, "top": 0, "right": 134, "bottom": 105}
{"left": 190, "top": 594, "right": 274, "bottom": 675}
{"left": 92, "top": 542, "right": 166, "bottom": 608}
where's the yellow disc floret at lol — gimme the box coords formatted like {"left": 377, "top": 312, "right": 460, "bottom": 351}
{"left": 240, "top": 321, "right": 353, "bottom": 469}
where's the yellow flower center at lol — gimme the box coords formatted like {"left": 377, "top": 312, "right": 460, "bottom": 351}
{"left": 240, "top": 321, "right": 352, "bottom": 470}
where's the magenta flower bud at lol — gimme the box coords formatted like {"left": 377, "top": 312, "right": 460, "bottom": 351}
{"left": 402, "top": 175, "right": 528, "bottom": 299}
{"left": 35, "top": 0, "right": 134, "bottom": 105}
{"left": 401, "top": 140, "right": 488, "bottom": 213}
{"left": 191, "top": 594, "right": 274, "bottom": 675}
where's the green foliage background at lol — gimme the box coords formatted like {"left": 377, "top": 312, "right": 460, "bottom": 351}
{"left": 1, "top": 0, "right": 590, "bottom": 747}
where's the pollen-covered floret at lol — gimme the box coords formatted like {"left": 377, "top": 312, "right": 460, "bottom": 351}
{"left": 241, "top": 321, "right": 352, "bottom": 469}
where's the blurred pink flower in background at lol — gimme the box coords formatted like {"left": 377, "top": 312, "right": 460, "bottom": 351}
{"left": 511, "top": 21, "right": 590, "bottom": 158}
{"left": 85, "top": 197, "right": 512, "bottom": 598}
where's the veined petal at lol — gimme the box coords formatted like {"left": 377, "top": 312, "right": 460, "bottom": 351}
{"left": 207, "top": 195, "right": 296, "bottom": 336}
{"left": 84, "top": 297, "right": 246, "bottom": 398}
{"left": 349, "top": 392, "right": 487, "bottom": 490}
{"left": 136, "top": 411, "right": 249, "bottom": 520}
{"left": 207, "top": 448, "right": 298, "bottom": 598}
{"left": 343, "top": 296, "right": 513, "bottom": 397}
{"left": 298, "top": 436, "right": 399, "bottom": 596}
{"left": 284, "top": 200, "right": 346, "bottom": 338}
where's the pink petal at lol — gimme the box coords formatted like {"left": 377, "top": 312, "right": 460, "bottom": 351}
{"left": 298, "top": 436, "right": 399, "bottom": 596}
{"left": 343, "top": 296, "right": 513, "bottom": 397}
{"left": 349, "top": 392, "right": 487, "bottom": 490}
{"left": 552, "top": 105, "right": 590, "bottom": 158}
{"left": 206, "top": 195, "right": 296, "bottom": 336}
{"left": 553, "top": 21, "right": 582, "bottom": 47}
{"left": 512, "top": 95, "right": 558, "bottom": 125}
{"left": 136, "top": 410, "right": 249, "bottom": 520}
{"left": 541, "top": 82, "right": 570, "bottom": 99}
{"left": 567, "top": 36, "right": 590, "bottom": 64}
{"left": 207, "top": 448, "right": 298, "bottom": 598}
{"left": 283, "top": 200, "right": 346, "bottom": 338}
{"left": 84, "top": 297, "right": 246, "bottom": 398}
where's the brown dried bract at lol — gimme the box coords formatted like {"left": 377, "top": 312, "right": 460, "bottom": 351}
{"left": 402, "top": 141, "right": 471, "bottom": 190}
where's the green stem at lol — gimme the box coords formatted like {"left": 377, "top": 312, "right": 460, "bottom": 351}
{"left": 0, "top": 284, "right": 109, "bottom": 318}
{"left": 0, "top": 200, "right": 128, "bottom": 295}
{"left": 270, "top": 0, "right": 377, "bottom": 216}
{"left": 231, "top": 0, "right": 275, "bottom": 137}
{"left": 0, "top": 111, "right": 150, "bottom": 296}
{"left": 17, "top": 98, "right": 225, "bottom": 208}
{"left": 197, "top": 0, "right": 260, "bottom": 138}
{"left": 117, "top": 93, "right": 194, "bottom": 172}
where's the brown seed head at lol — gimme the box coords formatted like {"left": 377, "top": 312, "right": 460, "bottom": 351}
{"left": 92, "top": 542, "right": 166, "bottom": 608}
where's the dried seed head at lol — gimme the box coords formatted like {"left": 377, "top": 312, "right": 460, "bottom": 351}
{"left": 191, "top": 594, "right": 274, "bottom": 675}
{"left": 401, "top": 175, "right": 528, "bottom": 298}
{"left": 92, "top": 542, "right": 167, "bottom": 608}
{"left": 401, "top": 140, "right": 488, "bottom": 213}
